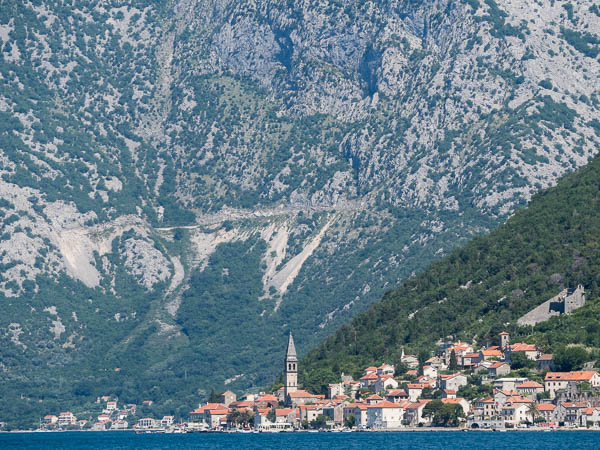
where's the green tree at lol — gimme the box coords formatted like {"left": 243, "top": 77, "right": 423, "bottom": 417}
{"left": 527, "top": 403, "right": 539, "bottom": 424}
{"left": 510, "top": 351, "right": 536, "bottom": 369}
{"left": 423, "top": 400, "right": 464, "bottom": 426}
{"left": 449, "top": 350, "right": 458, "bottom": 371}
{"left": 227, "top": 409, "right": 254, "bottom": 428}
{"left": 208, "top": 389, "right": 219, "bottom": 403}
{"left": 310, "top": 414, "right": 327, "bottom": 429}
{"left": 554, "top": 346, "right": 589, "bottom": 371}
{"left": 422, "top": 399, "right": 443, "bottom": 420}
{"left": 266, "top": 409, "right": 276, "bottom": 423}
{"left": 344, "top": 415, "right": 356, "bottom": 428}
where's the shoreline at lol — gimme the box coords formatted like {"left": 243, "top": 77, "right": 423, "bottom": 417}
{"left": 3, "top": 428, "right": 600, "bottom": 434}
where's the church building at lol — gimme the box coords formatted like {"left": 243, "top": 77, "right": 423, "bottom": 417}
{"left": 284, "top": 332, "right": 298, "bottom": 404}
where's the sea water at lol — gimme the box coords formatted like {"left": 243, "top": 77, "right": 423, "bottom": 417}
{"left": 1, "top": 431, "right": 599, "bottom": 450}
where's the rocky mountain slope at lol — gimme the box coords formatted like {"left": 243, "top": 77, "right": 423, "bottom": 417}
{"left": 1, "top": 0, "right": 600, "bottom": 426}
{"left": 301, "top": 150, "right": 600, "bottom": 395}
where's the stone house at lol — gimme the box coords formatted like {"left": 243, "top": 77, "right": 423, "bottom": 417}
{"left": 366, "top": 401, "right": 404, "bottom": 429}
{"left": 544, "top": 371, "right": 600, "bottom": 398}
{"left": 516, "top": 381, "right": 544, "bottom": 400}
{"left": 487, "top": 362, "right": 510, "bottom": 377}
{"left": 438, "top": 373, "right": 468, "bottom": 392}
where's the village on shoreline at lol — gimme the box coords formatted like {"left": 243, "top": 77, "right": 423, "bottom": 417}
{"left": 34, "top": 331, "right": 600, "bottom": 434}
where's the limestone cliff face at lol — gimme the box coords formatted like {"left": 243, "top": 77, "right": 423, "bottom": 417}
{"left": 0, "top": 0, "right": 599, "bottom": 395}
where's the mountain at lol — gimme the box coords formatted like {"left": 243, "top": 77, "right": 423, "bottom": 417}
{"left": 1, "top": 0, "right": 600, "bottom": 427}
{"left": 300, "top": 151, "right": 600, "bottom": 394}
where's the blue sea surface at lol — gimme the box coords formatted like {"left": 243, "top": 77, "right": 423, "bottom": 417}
{"left": 1, "top": 431, "right": 599, "bottom": 450}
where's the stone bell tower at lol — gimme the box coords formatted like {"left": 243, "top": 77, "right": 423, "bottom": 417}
{"left": 284, "top": 331, "right": 298, "bottom": 404}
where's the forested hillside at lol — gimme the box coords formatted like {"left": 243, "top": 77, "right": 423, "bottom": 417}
{"left": 301, "top": 152, "right": 600, "bottom": 394}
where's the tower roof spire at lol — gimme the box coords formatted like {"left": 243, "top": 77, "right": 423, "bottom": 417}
{"left": 286, "top": 331, "right": 297, "bottom": 361}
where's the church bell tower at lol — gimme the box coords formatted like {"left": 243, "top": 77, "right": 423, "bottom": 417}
{"left": 284, "top": 331, "right": 298, "bottom": 403}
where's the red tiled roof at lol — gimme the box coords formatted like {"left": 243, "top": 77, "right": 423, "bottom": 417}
{"left": 489, "top": 361, "right": 508, "bottom": 369}
{"left": 511, "top": 343, "right": 537, "bottom": 352}
{"left": 545, "top": 371, "right": 598, "bottom": 382}
{"left": 367, "top": 401, "right": 403, "bottom": 409}
{"left": 441, "top": 398, "right": 465, "bottom": 404}
{"left": 344, "top": 403, "right": 368, "bottom": 410}
{"left": 537, "top": 354, "right": 553, "bottom": 361}
{"left": 405, "top": 400, "right": 431, "bottom": 409}
{"left": 386, "top": 389, "right": 408, "bottom": 397}
{"left": 230, "top": 400, "right": 253, "bottom": 408}
{"left": 288, "top": 390, "right": 317, "bottom": 398}
{"left": 360, "top": 373, "right": 378, "bottom": 380}
{"left": 537, "top": 404, "right": 556, "bottom": 411}
{"left": 561, "top": 401, "right": 588, "bottom": 409}
{"left": 517, "top": 381, "right": 543, "bottom": 389}
{"left": 481, "top": 349, "right": 503, "bottom": 356}
{"left": 505, "top": 396, "right": 532, "bottom": 404}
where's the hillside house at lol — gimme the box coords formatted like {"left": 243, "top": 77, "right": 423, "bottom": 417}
{"left": 406, "top": 384, "right": 424, "bottom": 402}
{"left": 438, "top": 373, "right": 468, "bottom": 391}
{"left": 161, "top": 416, "right": 174, "bottom": 427}
{"left": 509, "top": 343, "right": 540, "bottom": 361}
{"left": 544, "top": 371, "right": 600, "bottom": 398}
{"left": 555, "top": 401, "right": 588, "bottom": 426}
{"left": 328, "top": 383, "right": 344, "bottom": 399}
{"left": 287, "top": 390, "right": 323, "bottom": 407}
{"left": 112, "top": 420, "right": 128, "bottom": 430}
{"left": 461, "top": 352, "right": 482, "bottom": 369}
{"left": 537, "top": 403, "right": 556, "bottom": 423}
{"left": 344, "top": 403, "right": 368, "bottom": 428}
{"left": 58, "top": 412, "right": 77, "bottom": 427}
{"left": 422, "top": 365, "right": 438, "bottom": 379}
{"left": 365, "top": 394, "right": 383, "bottom": 405}
{"left": 374, "top": 374, "right": 398, "bottom": 392}
{"left": 584, "top": 407, "right": 600, "bottom": 427}
{"left": 322, "top": 402, "right": 344, "bottom": 425}
{"left": 359, "top": 373, "right": 378, "bottom": 389}
{"left": 516, "top": 381, "right": 544, "bottom": 399}
{"left": 493, "top": 378, "right": 529, "bottom": 392}
{"left": 385, "top": 389, "right": 408, "bottom": 403}
{"left": 442, "top": 389, "right": 457, "bottom": 399}
{"left": 366, "top": 401, "right": 404, "bottom": 429}
{"left": 537, "top": 354, "right": 554, "bottom": 371}
{"left": 481, "top": 348, "right": 504, "bottom": 360}
{"left": 473, "top": 397, "right": 496, "bottom": 419}
{"left": 403, "top": 400, "right": 431, "bottom": 426}
{"left": 298, "top": 404, "right": 322, "bottom": 424}
{"left": 43, "top": 415, "right": 58, "bottom": 426}
{"left": 488, "top": 362, "right": 510, "bottom": 377}
{"left": 137, "top": 418, "right": 157, "bottom": 428}
{"left": 501, "top": 397, "right": 533, "bottom": 425}
{"left": 376, "top": 364, "right": 395, "bottom": 376}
